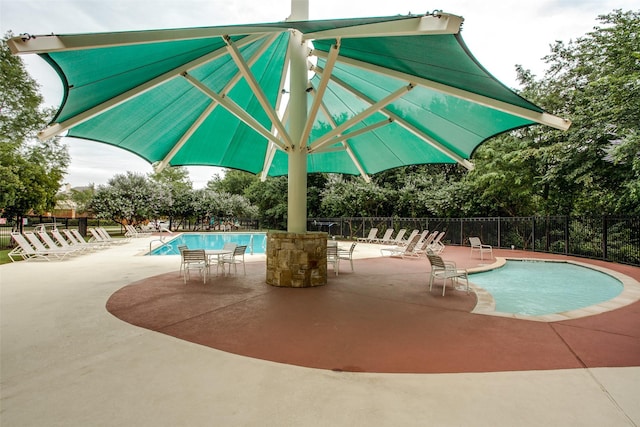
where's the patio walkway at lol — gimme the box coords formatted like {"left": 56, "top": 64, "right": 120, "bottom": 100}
{"left": 106, "top": 246, "right": 640, "bottom": 374}
{"left": 2, "top": 238, "right": 639, "bottom": 426}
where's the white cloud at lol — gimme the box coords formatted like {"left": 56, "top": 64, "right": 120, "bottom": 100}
{"left": 2, "top": 0, "right": 635, "bottom": 188}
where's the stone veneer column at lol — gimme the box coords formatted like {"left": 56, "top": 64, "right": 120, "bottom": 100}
{"left": 266, "top": 231, "right": 327, "bottom": 287}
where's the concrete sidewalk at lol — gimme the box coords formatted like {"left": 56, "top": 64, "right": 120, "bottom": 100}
{"left": 1, "top": 238, "right": 638, "bottom": 426}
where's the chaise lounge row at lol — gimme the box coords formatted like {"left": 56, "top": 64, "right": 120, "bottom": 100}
{"left": 8, "top": 227, "right": 124, "bottom": 262}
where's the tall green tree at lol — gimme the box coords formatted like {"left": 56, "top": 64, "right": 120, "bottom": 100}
{"left": 0, "top": 33, "right": 69, "bottom": 223}
{"left": 530, "top": 9, "right": 639, "bottom": 215}
{"left": 90, "top": 172, "right": 163, "bottom": 226}
{"left": 150, "top": 166, "right": 193, "bottom": 229}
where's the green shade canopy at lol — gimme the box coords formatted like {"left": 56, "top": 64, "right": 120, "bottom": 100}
{"left": 9, "top": 11, "right": 569, "bottom": 184}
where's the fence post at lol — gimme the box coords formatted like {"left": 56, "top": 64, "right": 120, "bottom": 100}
{"left": 532, "top": 217, "right": 536, "bottom": 252}
{"left": 565, "top": 216, "right": 569, "bottom": 255}
{"left": 602, "top": 216, "right": 608, "bottom": 260}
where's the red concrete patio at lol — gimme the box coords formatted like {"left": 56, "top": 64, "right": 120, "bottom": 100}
{"left": 106, "top": 246, "right": 640, "bottom": 374}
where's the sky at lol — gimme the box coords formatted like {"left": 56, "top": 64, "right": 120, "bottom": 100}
{"left": 1, "top": 0, "right": 637, "bottom": 189}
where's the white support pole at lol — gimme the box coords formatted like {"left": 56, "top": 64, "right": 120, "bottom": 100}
{"left": 287, "top": 0, "right": 309, "bottom": 233}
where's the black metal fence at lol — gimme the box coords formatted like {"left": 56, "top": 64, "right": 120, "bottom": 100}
{"left": 308, "top": 216, "right": 640, "bottom": 267}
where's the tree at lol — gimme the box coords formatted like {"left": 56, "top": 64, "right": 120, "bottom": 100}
{"left": 90, "top": 172, "right": 163, "bottom": 226}
{"left": 529, "top": 9, "right": 640, "bottom": 215}
{"left": 149, "top": 166, "right": 193, "bottom": 229}
{"left": 0, "top": 33, "right": 69, "bottom": 224}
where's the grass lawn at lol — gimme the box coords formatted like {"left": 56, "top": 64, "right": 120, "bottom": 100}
{"left": 0, "top": 249, "right": 12, "bottom": 265}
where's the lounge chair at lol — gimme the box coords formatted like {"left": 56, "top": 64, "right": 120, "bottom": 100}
{"left": 427, "top": 253, "right": 469, "bottom": 296}
{"left": 400, "top": 229, "right": 419, "bottom": 246}
{"left": 384, "top": 228, "right": 406, "bottom": 245}
{"left": 469, "top": 237, "right": 493, "bottom": 260}
{"left": 371, "top": 228, "right": 394, "bottom": 244}
{"left": 380, "top": 234, "right": 421, "bottom": 258}
{"left": 428, "top": 231, "right": 446, "bottom": 254}
{"left": 124, "top": 224, "right": 152, "bottom": 238}
{"left": 37, "top": 231, "right": 84, "bottom": 255}
{"left": 20, "top": 232, "right": 75, "bottom": 260}
{"left": 338, "top": 242, "right": 357, "bottom": 272}
{"left": 62, "top": 229, "right": 106, "bottom": 250}
{"left": 357, "top": 228, "right": 378, "bottom": 243}
{"left": 97, "top": 227, "right": 128, "bottom": 244}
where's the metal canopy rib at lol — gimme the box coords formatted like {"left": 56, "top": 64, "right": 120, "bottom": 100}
{"left": 182, "top": 72, "right": 286, "bottom": 151}
{"left": 308, "top": 83, "right": 414, "bottom": 152}
{"left": 223, "top": 34, "right": 293, "bottom": 147}
{"left": 315, "top": 65, "right": 475, "bottom": 169}
{"left": 156, "top": 33, "right": 282, "bottom": 172}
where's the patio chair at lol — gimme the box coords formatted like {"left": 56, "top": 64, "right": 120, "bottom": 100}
{"left": 357, "top": 228, "right": 378, "bottom": 243}
{"left": 338, "top": 242, "right": 357, "bottom": 272}
{"left": 177, "top": 244, "right": 188, "bottom": 277}
{"left": 469, "top": 237, "right": 493, "bottom": 260}
{"left": 326, "top": 245, "right": 340, "bottom": 275}
{"left": 214, "top": 242, "right": 238, "bottom": 275}
{"left": 380, "top": 234, "right": 421, "bottom": 258}
{"left": 371, "top": 228, "right": 394, "bottom": 244}
{"left": 221, "top": 245, "right": 247, "bottom": 275}
{"left": 182, "top": 249, "right": 209, "bottom": 284}
{"left": 427, "top": 253, "right": 469, "bottom": 296}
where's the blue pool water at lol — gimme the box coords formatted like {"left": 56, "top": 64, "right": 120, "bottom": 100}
{"left": 469, "top": 260, "right": 623, "bottom": 316}
{"left": 149, "top": 233, "right": 267, "bottom": 255}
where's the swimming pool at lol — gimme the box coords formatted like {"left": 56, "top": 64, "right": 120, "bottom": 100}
{"left": 469, "top": 260, "right": 623, "bottom": 316}
{"left": 149, "top": 233, "right": 267, "bottom": 255}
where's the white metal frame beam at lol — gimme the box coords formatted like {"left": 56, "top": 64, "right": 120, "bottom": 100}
{"left": 308, "top": 83, "right": 414, "bottom": 152}
{"left": 182, "top": 72, "right": 287, "bottom": 151}
{"left": 318, "top": 67, "right": 474, "bottom": 169}
{"left": 301, "top": 13, "right": 463, "bottom": 40}
{"left": 300, "top": 40, "right": 340, "bottom": 148}
{"left": 155, "top": 33, "right": 281, "bottom": 172}
{"left": 223, "top": 34, "right": 293, "bottom": 147}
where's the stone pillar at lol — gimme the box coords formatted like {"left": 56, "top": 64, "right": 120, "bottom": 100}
{"left": 266, "top": 231, "right": 327, "bottom": 287}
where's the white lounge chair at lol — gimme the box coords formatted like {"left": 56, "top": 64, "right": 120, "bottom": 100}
{"left": 19, "top": 232, "right": 75, "bottom": 260}
{"left": 428, "top": 231, "right": 446, "bottom": 254}
{"left": 97, "top": 227, "right": 128, "bottom": 244}
{"left": 384, "top": 228, "right": 406, "bottom": 245}
{"left": 400, "top": 229, "right": 419, "bottom": 246}
{"left": 380, "top": 234, "right": 421, "bottom": 258}
{"left": 372, "top": 228, "right": 394, "bottom": 244}
{"left": 37, "top": 231, "right": 83, "bottom": 256}
{"left": 469, "top": 237, "right": 493, "bottom": 260}
{"left": 427, "top": 253, "right": 469, "bottom": 296}
{"left": 357, "top": 228, "right": 378, "bottom": 243}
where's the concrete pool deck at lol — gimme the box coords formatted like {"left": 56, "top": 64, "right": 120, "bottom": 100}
{"left": 1, "top": 237, "right": 639, "bottom": 426}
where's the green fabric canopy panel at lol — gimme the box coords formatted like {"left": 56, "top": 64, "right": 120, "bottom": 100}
{"left": 10, "top": 12, "right": 569, "bottom": 179}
